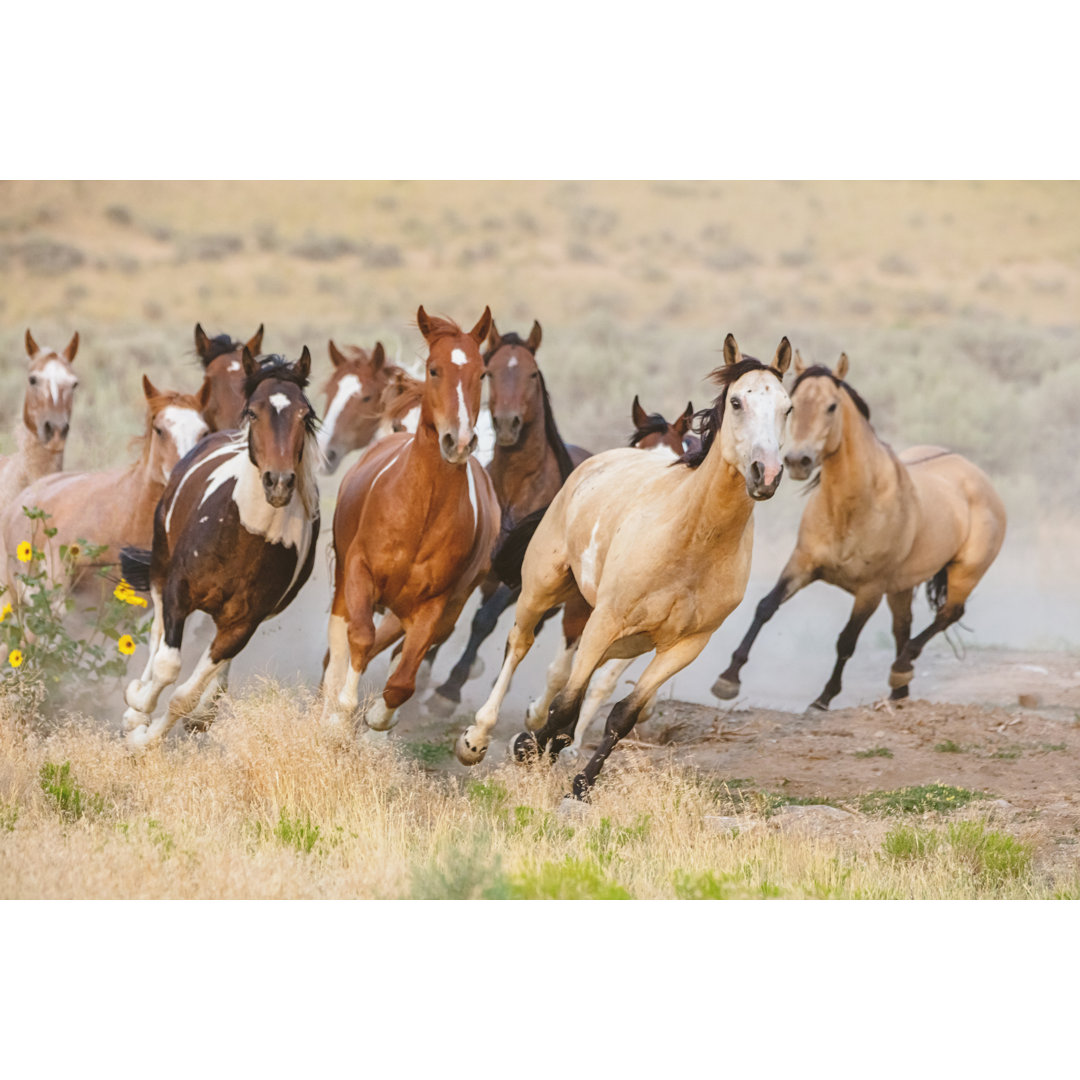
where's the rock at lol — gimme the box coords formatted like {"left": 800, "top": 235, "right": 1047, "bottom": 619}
{"left": 1018, "top": 693, "right": 1042, "bottom": 708}
{"left": 557, "top": 797, "right": 592, "bottom": 821}
{"left": 770, "top": 804, "right": 856, "bottom": 832}
{"left": 704, "top": 815, "right": 764, "bottom": 835}
{"left": 989, "top": 799, "right": 1014, "bottom": 812}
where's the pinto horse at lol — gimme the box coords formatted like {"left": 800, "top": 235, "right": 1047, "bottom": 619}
{"left": 457, "top": 335, "right": 793, "bottom": 800}
{"left": 119, "top": 349, "right": 319, "bottom": 748}
{"left": 711, "top": 350, "right": 1007, "bottom": 710}
{"left": 194, "top": 322, "right": 265, "bottom": 431}
{"left": 322, "top": 307, "right": 500, "bottom": 735}
{"left": 1, "top": 375, "right": 209, "bottom": 605}
{"left": 0, "top": 330, "right": 80, "bottom": 509}
{"left": 316, "top": 340, "right": 404, "bottom": 473}
{"left": 431, "top": 319, "right": 588, "bottom": 707}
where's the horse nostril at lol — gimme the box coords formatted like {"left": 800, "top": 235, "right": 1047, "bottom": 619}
{"left": 442, "top": 433, "right": 456, "bottom": 455}
{"left": 750, "top": 461, "right": 765, "bottom": 486}
{"left": 60, "top": 424, "right": 69, "bottom": 439}
{"left": 43, "top": 422, "right": 53, "bottom": 440}
{"left": 800, "top": 455, "right": 812, "bottom": 470}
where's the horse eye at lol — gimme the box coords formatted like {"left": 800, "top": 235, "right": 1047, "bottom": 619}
{"left": 362, "top": 395, "right": 372, "bottom": 403}
{"left": 827, "top": 403, "right": 838, "bottom": 413}
{"left": 73, "top": 381, "right": 79, "bottom": 390}
{"left": 153, "top": 425, "right": 163, "bottom": 436}
{"left": 786, "top": 406, "right": 794, "bottom": 416}
{"left": 530, "top": 372, "right": 539, "bottom": 380}
{"left": 429, "top": 367, "right": 438, "bottom": 377}
{"left": 28, "top": 375, "right": 37, "bottom": 386}
{"left": 730, "top": 397, "right": 742, "bottom": 410}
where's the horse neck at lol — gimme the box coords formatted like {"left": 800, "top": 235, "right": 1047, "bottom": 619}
{"left": 681, "top": 436, "right": 756, "bottom": 547}
{"left": 15, "top": 421, "right": 63, "bottom": 480}
{"left": 818, "top": 395, "right": 894, "bottom": 524}
{"left": 408, "top": 418, "right": 472, "bottom": 511}
{"left": 489, "top": 405, "right": 560, "bottom": 511}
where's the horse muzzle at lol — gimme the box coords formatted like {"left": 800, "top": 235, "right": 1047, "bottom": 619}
{"left": 439, "top": 429, "right": 478, "bottom": 465}
{"left": 40, "top": 419, "right": 70, "bottom": 452}
{"left": 783, "top": 449, "right": 818, "bottom": 481}
{"left": 262, "top": 469, "right": 296, "bottom": 507}
{"left": 746, "top": 458, "right": 783, "bottom": 501}
{"left": 492, "top": 414, "right": 522, "bottom": 447}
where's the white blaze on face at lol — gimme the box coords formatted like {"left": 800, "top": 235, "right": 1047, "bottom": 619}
{"left": 724, "top": 371, "right": 791, "bottom": 486}
{"left": 456, "top": 379, "right": 472, "bottom": 446}
{"left": 39, "top": 359, "right": 77, "bottom": 404}
{"left": 318, "top": 373, "right": 362, "bottom": 455}
{"left": 450, "top": 348, "right": 468, "bottom": 366}
{"left": 228, "top": 361, "right": 241, "bottom": 372}
{"left": 269, "top": 392, "right": 290, "bottom": 413}
{"left": 507, "top": 353, "right": 518, "bottom": 369}
{"left": 160, "top": 405, "right": 209, "bottom": 467}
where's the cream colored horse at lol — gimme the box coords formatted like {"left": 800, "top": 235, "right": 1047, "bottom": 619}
{"left": 0, "top": 330, "right": 80, "bottom": 509}
{"left": 457, "top": 335, "right": 792, "bottom": 799}
{"left": 712, "top": 351, "right": 1007, "bottom": 709}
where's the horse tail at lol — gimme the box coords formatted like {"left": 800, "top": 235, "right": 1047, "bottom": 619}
{"left": 492, "top": 507, "right": 548, "bottom": 589}
{"left": 120, "top": 546, "right": 153, "bottom": 593}
{"left": 925, "top": 565, "right": 949, "bottom": 614}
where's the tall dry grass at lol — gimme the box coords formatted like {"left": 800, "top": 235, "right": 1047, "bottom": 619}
{"left": 1, "top": 685, "right": 1075, "bottom": 899}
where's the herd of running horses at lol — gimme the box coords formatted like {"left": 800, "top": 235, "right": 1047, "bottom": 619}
{"left": 0, "top": 311, "right": 1007, "bottom": 800}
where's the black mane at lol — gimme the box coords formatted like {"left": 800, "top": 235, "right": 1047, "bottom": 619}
{"left": 629, "top": 412, "right": 672, "bottom": 447}
{"left": 791, "top": 365, "right": 871, "bottom": 421}
{"left": 243, "top": 354, "right": 317, "bottom": 434}
{"left": 198, "top": 332, "right": 241, "bottom": 367}
{"left": 676, "top": 357, "right": 782, "bottom": 469}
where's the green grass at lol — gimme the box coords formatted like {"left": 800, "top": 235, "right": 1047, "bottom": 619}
{"left": 934, "top": 740, "right": 965, "bottom": 753}
{"left": 673, "top": 866, "right": 783, "bottom": 900}
{"left": 506, "top": 857, "right": 631, "bottom": 900}
{"left": 0, "top": 802, "right": 18, "bottom": 831}
{"left": 402, "top": 738, "right": 452, "bottom": 767}
{"left": 38, "top": 760, "right": 105, "bottom": 821}
{"left": 882, "top": 824, "right": 941, "bottom": 860}
{"left": 991, "top": 746, "right": 1023, "bottom": 760}
{"left": 271, "top": 809, "right": 321, "bottom": 854}
{"left": 858, "top": 784, "right": 984, "bottom": 816}
{"left": 854, "top": 746, "right": 893, "bottom": 759}
{"left": 881, "top": 819, "right": 1032, "bottom": 885}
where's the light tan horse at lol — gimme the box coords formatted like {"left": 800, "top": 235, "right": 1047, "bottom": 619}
{"left": 712, "top": 351, "right": 1007, "bottom": 709}
{"left": 457, "top": 335, "right": 792, "bottom": 800}
{"left": 1, "top": 376, "right": 210, "bottom": 604}
{"left": 0, "top": 330, "right": 80, "bottom": 509}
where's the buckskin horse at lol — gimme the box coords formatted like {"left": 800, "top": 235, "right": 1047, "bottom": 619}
{"left": 194, "top": 322, "right": 265, "bottom": 431}
{"left": 456, "top": 334, "right": 793, "bottom": 800}
{"left": 711, "top": 350, "right": 1007, "bottom": 709}
{"left": 321, "top": 307, "right": 500, "bottom": 736}
{"left": 119, "top": 349, "right": 319, "bottom": 748}
{"left": 0, "top": 330, "right": 81, "bottom": 509}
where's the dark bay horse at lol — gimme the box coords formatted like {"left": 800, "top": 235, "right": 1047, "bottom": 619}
{"left": 431, "top": 319, "right": 588, "bottom": 707}
{"left": 120, "top": 348, "right": 320, "bottom": 748}
{"left": 457, "top": 335, "right": 793, "bottom": 801}
{"left": 0, "top": 330, "right": 80, "bottom": 509}
{"left": 322, "top": 307, "right": 501, "bottom": 735}
{"left": 630, "top": 396, "right": 697, "bottom": 456}
{"left": 711, "top": 350, "right": 1007, "bottom": 710}
{"left": 194, "top": 322, "right": 265, "bottom": 431}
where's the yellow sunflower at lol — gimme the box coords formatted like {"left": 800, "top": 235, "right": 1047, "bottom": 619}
{"left": 16, "top": 542, "right": 32, "bottom": 563}
{"left": 9, "top": 649, "right": 23, "bottom": 668}
{"left": 0, "top": 602, "right": 12, "bottom": 623}
{"left": 117, "top": 635, "right": 136, "bottom": 656}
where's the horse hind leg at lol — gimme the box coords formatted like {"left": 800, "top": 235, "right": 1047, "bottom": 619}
{"left": 183, "top": 659, "right": 232, "bottom": 732}
{"left": 886, "top": 589, "right": 914, "bottom": 700}
{"left": 524, "top": 590, "right": 590, "bottom": 731}
{"left": 566, "top": 657, "right": 634, "bottom": 758}
{"left": 810, "top": 592, "right": 882, "bottom": 711}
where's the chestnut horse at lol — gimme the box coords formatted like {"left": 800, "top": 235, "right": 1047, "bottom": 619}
{"left": 630, "top": 395, "right": 697, "bottom": 456}
{"left": 194, "top": 322, "right": 264, "bottom": 431}
{"left": 120, "top": 349, "right": 320, "bottom": 748}
{"left": 1, "top": 375, "right": 209, "bottom": 604}
{"left": 712, "top": 350, "right": 1007, "bottom": 710}
{"left": 322, "top": 307, "right": 500, "bottom": 735}
{"left": 457, "top": 335, "right": 793, "bottom": 800}
{"left": 0, "top": 330, "right": 80, "bottom": 509}
{"left": 431, "top": 319, "right": 589, "bottom": 707}
{"left": 316, "top": 340, "right": 404, "bottom": 473}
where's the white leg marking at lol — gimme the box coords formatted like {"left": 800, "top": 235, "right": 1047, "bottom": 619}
{"left": 572, "top": 658, "right": 632, "bottom": 750}
{"left": 364, "top": 697, "right": 398, "bottom": 732}
{"left": 526, "top": 638, "right": 578, "bottom": 730}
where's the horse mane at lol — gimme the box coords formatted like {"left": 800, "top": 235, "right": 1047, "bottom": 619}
{"left": 791, "top": 365, "right": 871, "bottom": 421}
{"left": 243, "top": 355, "right": 310, "bottom": 397}
{"left": 197, "top": 333, "right": 241, "bottom": 368}
{"left": 629, "top": 412, "right": 672, "bottom": 447}
{"left": 676, "top": 357, "right": 782, "bottom": 469}
{"left": 419, "top": 315, "right": 465, "bottom": 343}
{"left": 536, "top": 372, "right": 575, "bottom": 483}
{"left": 381, "top": 370, "right": 423, "bottom": 425}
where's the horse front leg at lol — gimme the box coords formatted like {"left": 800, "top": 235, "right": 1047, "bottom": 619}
{"left": 367, "top": 601, "right": 448, "bottom": 732}
{"left": 809, "top": 592, "right": 882, "bottom": 711}
{"left": 432, "top": 583, "right": 518, "bottom": 706}
{"left": 123, "top": 585, "right": 187, "bottom": 746}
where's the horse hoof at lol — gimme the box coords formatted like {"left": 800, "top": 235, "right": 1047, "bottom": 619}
{"left": 183, "top": 716, "right": 212, "bottom": 734}
{"left": 469, "top": 657, "right": 485, "bottom": 680}
{"left": 122, "top": 706, "right": 150, "bottom": 733}
{"left": 888, "top": 667, "right": 913, "bottom": 689}
{"left": 570, "top": 773, "right": 592, "bottom": 801}
{"left": 711, "top": 675, "right": 740, "bottom": 701}
{"left": 454, "top": 729, "right": 488, "bottom": 766}
{"left": 427, "top": 690, "right": 460, "bottom": 717}
{"left": 890, "top": 684, "right": 910, "bottom": 701}
{"left": 123, "top": 680, "right": 143, "bottom": 710}
{"left": 364, "top": 699, "right": 398, "bottom": 732}
{"left": 360, "top": 727, "right": 390, "bottom": 745}
{"left": 807, "top": 699, "right": 829, "bottom": 713}
{"left": 510, "top": 731, "right": 539, "bottom": 764}
{"left": 125, "top": 724, "right": 155, "bottom": 752}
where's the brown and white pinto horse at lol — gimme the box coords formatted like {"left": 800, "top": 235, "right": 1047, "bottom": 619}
{"left": 316, "top": 340, "right": 404, "bottom": 473}
{"left": 194, "top": 322, "right": 265, "bottom": 431}
{"left": 712, "top": 350, "right": 1007, "bottom": 709}
{"left": 431, "top": 319, "right": 588, "bottom": 707}
{"left": 0, "top": 330, "right": 80, "bottom": 509}
{"left": 120, "top": 350, "right": 320, "bottom": 748}
{"left": 630, "top": 395, "right": 696, "bottom": 456}
{"left": 457, "top": 335, "right": 793, "bottom": 800}
{"left": 1, "top": 375, "right": 209, "bottom": 604}
{"left": 322, "top": 307, "right": 500, "bottom": 735}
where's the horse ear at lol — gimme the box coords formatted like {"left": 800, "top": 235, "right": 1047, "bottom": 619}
{"left": 835, "top": 353, "right": 849, "bottom": 380}
{"left": 417, "top": 305, "right": 433, "bottom": 340}
{"left": 773, "top": 337, "right": 792, "bottom": 375}
{"left": 194, "top": 323, "right": 212, "bottom": 361}
{"left": 328, "top": 339, "right": 346, "bottom": 368}
{"left": 674, "top": 401, "right": 694, "bottom": 434}
{"left": 241, "top": 345, "right": 258, "bottom": 379}
{"left": 794, "top": 348, "right": 807, "bottom": 375}
{"left": 63, "top": 332, "right": 79, "bottom": 362}
{"left": 25, "top": 329, "right": 39, "bottom": 357}
{"left": 371, "top": 342, "right": 386, "bottom": 371}
{"left": 196, "top": 375, "right": 213, "bottom": 412}
{"left": 295, "top": 346, "right": 312, "bottom": 383}
{"left": 631, "top": 395, "right": 648, "bottom": 429}
{"left": 526, "top": 320, "right": 542, "bottom": 353}
{"left": 469, "top": 306, "right": 493, "bottom": 344}
{"left": 142, "top": 374, "right": 160, "bottom": 402}
{"left": 723, "top": 333, "right": 743, "bottom": 367}
{"left": 487, "top": 319, "right": 502, "bottom": 357}
{"left": 246, "top": 324, "right": 265, "bottom": 356}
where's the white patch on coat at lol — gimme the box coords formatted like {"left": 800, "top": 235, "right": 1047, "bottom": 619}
{"left": 507, "top": 353, "right": 518, "bottom": 369}
{"left": 580, "top": 521, "right": 601, "bottom": 594}
{"left": 370, "top": 438, "right": 411, "bottom": 489}
{"left": 318, "top": 373, "right": 362, "bottom": 456}
{"left": 159, "top": 406, "right": 209, "bottom": 479}
{"left": 465, "top": 457, "right": 478, "bottom": 530}
{"left": 227, "top": 361, "right": 241, "bottom": 372}
{"left": 475, "top": 406, "right": 495, "bottom": 467}
{"left": 450, "top": 348, "right": 468, "bottom": 366}
{"left": 40, "top": 359, "right": 77, "bottom": 404}
{"left": 456, "top": 380, "right": 472, "bottom": 444}
{"left": 403, "top": 406, "right": 420, "bottom": 434}
{"left": 269, "top": 392, "right": 290, "bottom": 413}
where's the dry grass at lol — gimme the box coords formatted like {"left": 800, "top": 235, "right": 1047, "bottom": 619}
{"left": 1, "top": 686, "right": 1075, "bottom": 899}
